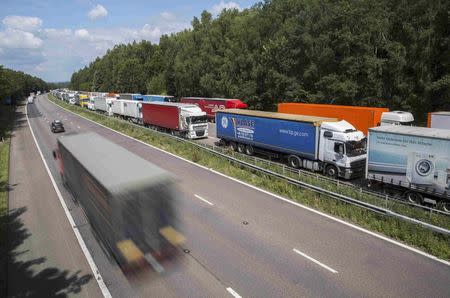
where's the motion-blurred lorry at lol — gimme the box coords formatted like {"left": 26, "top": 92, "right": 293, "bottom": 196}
{"left": 53, "top": 133, "right": 185, "bottom": 271}
{"left": 367, "top": 126, "right": 450, "bottom": 210}
{"left": 216, "top": 109, "right": 367, "bottom": 179}
{"left": 278, "top": 103, "right": 414, "bottom": 135}
{"left": 142, "top": 102, "right": 208, "bottom": 139}
{"left": 27, "top": 96, "right": 34, "bottom": 104}
{"left": 180, "top": 97, "right": 248, "bottom": 122}
{"left": 427, "top": 112, "right": 450, "bottom": 130}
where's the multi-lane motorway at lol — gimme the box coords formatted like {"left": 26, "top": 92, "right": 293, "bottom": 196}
{"left": 9, "top": 94, "right": 450, "bottom": 297}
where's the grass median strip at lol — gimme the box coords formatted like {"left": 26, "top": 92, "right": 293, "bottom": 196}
{"left": 0, "top": 104, "right": 14, "bottom": 296}
{"left": 48, "top": 95, "right": 450, "bottom": 261}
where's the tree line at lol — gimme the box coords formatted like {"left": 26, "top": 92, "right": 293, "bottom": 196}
{"left": 70, "top": 0, "right": 449, "bottom": 123}
{"left": 0, "top": 66, "right": 49, "bottom": 103}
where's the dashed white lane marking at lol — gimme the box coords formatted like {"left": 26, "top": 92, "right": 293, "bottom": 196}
{"left": 26, "top": 104, "right": 112, "bottom": 297}
{"left": 226, "top": 287, "right": 242, "bottom": 298}
{"left": 194, "top": 194, "right": 214, "bottom": 206}
{"left": 293, "top": 248, "right": 338, "bottom": 274}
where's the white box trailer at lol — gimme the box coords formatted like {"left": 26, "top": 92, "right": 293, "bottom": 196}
{"left": 428, "top": 112, "right": 450, "bottom": 130}
{"left": 111, "top": 99, "right": 123, "bottom": 115}
{"left": 367, "top": 125, "right": 450, "bottom": 209}
{"left": 94, "top": 96, "right": 114, "bottom": 115}
{"left": 112, "top": 100, "right": 142, "bottom": 123}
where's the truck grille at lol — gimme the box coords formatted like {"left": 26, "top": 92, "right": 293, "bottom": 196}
{"left": 350, "top": 159, "right": 366, "bottom": 169}
{"left": 195, "top": 130, "right": 205, "bottom": 137}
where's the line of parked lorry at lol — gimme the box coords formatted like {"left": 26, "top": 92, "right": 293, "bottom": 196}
{"left": 49, "top": 89, "right": 450, "bottom": 210}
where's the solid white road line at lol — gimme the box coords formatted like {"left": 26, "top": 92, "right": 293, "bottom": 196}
{"left": 26, "top": 104, "right": 112, "bottom": 297}
{"left": 293, "top": 248, "right": 338, "bottom": 274}
{"left": 226, "top": 287, "right": 242, "bottom": 298}
{"left": 194, "top": 194, "right": 214, "bottom": 206}
{"left": 45, "top": 96, "right": 450, "bottom": 267}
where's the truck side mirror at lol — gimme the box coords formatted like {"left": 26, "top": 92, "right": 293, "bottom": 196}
{"left": 324, "top": 131, "right": 333, "bottom": 138}
{"left": 52, "top": 150, "right": 57, "bottom": 159}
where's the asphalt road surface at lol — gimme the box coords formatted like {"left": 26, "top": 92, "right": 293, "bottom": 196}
{"left": 8, "top": 102, "right": 102, "bottom": 297}
{"left": 17, "top": 94, "right": 450, "bottom": 297}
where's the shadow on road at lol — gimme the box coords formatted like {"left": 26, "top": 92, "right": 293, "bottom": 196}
{"left": 2, "top": 207, "right": 93, "bottom": 297}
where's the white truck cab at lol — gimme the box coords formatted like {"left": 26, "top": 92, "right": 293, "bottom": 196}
{"left": 318, "top": 120, "right": 367, "bottom": 179}
{"left": 179, "top": 105, "right": 208, "bottom": 139}
{"left": 380, "top": 111, "right": 414, "bottom": 126}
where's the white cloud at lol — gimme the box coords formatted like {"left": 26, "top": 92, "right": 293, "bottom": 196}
{"left": 0, "top": 11, "right": 193, "bottom": 81}
{"left": 88, "top": 4, "right": 108, "bottom": 20}
{"left": 0, "top": 29, "right": 43, "bottom": 49}
{"left": 2, "top": 16, "right": 43, "bottom": 31}
{"left": 211, "top": 1, "right": 241, "bottom": 14}
{"left": 139, "top": 24, "right": 162, "bottom": 40}
{"left": 43, "top": 28, "right": 72, "bottom": 38}
{"left": 74, "top": 29, "right": 91, "bottom": 40}
{"left": 160, "top": 11, "right": 175, "bottom": 20}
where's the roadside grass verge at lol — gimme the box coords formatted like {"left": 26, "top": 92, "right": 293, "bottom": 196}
{"left": 0, "top": 104, "right": 15, "bottom": 295}
{"left": 210, "top": 145, "right": 450, "bottom": 231}
{"left": 48, "top": 95, "right": 450, "bottom": 261}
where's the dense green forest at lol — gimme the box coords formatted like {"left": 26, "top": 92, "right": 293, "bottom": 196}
{"left": 0, "top": 66, "right": 49, "bottom": 103}
{"left": 70, "top": 0, "right": 449, "bottom": 122}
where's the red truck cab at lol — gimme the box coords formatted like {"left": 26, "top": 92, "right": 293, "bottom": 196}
{"left": 180, "top": 97, "right": 247, "bottom": 122}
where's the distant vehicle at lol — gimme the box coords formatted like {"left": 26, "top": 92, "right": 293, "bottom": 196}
{"left": 142, "top": 95, "right": 174, "bottom": 102}
{"left": 112, "top": 99, "right": 142, "bottom": 124}
{"left": 94, "top": 96, "right": 114, "bottom": 116}
{"left": 367, "top": 125, "right": 450, "bottom": 210}
{"left": 53, "top": 132, "right": 184, "bottom": 271}
{"left": 216, "top": 109, "right": 367, "bottom": 179}
{"left": 427, "top": 112, "right": 450, "bottom": 130}
{"left": 51, "top": 120, "right": 65, "bottom": 133}
{"left": 380, "top": 111, "right": 414, "bottom": 126}
{"left": 180, "top": 97, "right": 248, "bottom": 122}
{"left": 142, "top": 102, "right": 208, "bottom": 139}
{"left": 278, "top": 103, "right": 414, "bottom": 135}
{"left": 119, "top": 93, "right": 143, "bottom": 101}
{"left": 76, "top": 94, "right": 89, "bottom": 108}
{"left": 27, "top": 96, "right": 34, "bottom": 104}
{"left": 37, "top": 91, "right": 41, "bottom": 95}
{"left": 87, "top": 95, "right": 96, "bottom": 110}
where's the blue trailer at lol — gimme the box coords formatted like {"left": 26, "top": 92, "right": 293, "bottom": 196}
{"left": 142, "top": 95, "right": 174, "bottom": 102}
{"left": 120, "top": 93, "right": 143, "bottom": 101}
{"left": 216, "top": 109, "right": 367, "bottom": 179}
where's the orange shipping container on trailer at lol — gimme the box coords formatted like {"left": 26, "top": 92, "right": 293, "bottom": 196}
{"left": 278, "top": 103, "right": 389, "bottom": 134}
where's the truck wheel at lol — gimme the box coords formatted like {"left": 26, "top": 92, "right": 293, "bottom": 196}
{"left": 288, "top": 155, "right": 301, "bottom": 169}
{"left": 325, "top": 165, "right": 338, "bottom": 178}
{"left": 405, "top": 191, "right": 423, "bottom": 205}
{"left": 443, "top": 203, "right": 450, "bottom": 213}
{"left": 230, "top": 142, "right": 238, "bottom": 151}
{"left": 245, "top": 145, "right": 254, "bottom": 156}
{"left": 237, "top": 143, "right": 246, "bottom": 154}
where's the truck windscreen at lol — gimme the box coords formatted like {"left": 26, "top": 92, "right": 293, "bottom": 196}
{"left": 189, "top": 115, "right": 208, "bottom": 124}
{"left": 345, "top": 138, "right": 367, "bottom": 157}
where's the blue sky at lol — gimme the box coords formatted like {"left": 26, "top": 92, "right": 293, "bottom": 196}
{"left": 0, "top": 0, "right": 257, "bottom": 82}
